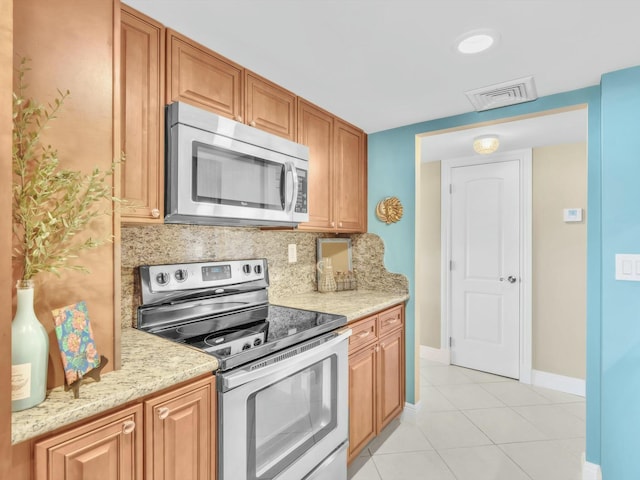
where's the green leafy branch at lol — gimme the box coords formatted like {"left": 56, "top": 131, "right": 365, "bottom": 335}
{"left": 12, "top": 57, "right": 119, "bottom": 280}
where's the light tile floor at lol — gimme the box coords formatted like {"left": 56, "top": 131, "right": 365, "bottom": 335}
{"left": 348, "top": 359, "right": 585, "bottom": 480}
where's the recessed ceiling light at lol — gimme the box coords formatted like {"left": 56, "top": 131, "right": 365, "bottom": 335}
{"left": 456, "top": 29, "right": 500, "bottom": 54}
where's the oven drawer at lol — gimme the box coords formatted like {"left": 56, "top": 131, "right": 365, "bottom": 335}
{"left": 378, "top": 305, "right": 403, "bottom": 336}
{"left": 348, "top": 316, "right": 377, "bottom": 352}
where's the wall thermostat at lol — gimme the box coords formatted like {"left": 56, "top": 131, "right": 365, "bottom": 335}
{"left": 563, "top": 208, "right": 583, "bottom": 222}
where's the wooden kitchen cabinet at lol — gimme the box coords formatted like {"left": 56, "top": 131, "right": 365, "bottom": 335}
{"left": 297, "top": 99, "right": 367, "bottom": 233}
{"left": 348, "top": 344, "right": 377, "bottom": 461}
{"left": 32, "top": 375, "right": 215, "bottom": 480}
{"left": 166, "top": 30, "right": 296, "bottom": 141}
{"left": 35, "top": 404, "right": 143, "bottom": 480}
{"left": 347, "top": 304, "right": 405, "bottom": 463}
{"left": 334, "top": 119, "right": 367, "bottom": 232}
{"left": 166, "top": 29, "right": 243, "bottom": 122}
{"left": 120, "top": 5, "right": 165, "bottom": 223}
{"left": 245, "top": 71, "right": 297, "bottom": 141}
{"left": 144, "top": 376, "right": 215, "bottom": 480}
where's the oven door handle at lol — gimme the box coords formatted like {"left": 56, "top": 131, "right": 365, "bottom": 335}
{"left": 218, "top": 330, "right": 351, "bottom": 392}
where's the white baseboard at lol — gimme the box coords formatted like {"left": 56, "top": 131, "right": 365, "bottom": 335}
{"left": 531, "top": 369, "right": 585, "bottom": 397}
{"left": 419, "top": 345, "right": 450, "bottom": 364}
{"left": 401, "top": 401, "right": 421, "bottom": 423}
{"left": 582, "top": 453, "right": 602, "bottom": 480}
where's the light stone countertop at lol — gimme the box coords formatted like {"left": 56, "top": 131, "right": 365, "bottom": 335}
{"left": 12, "top": 289, "right": 408, "bottom": 445}
{"left": 11, "top": 328, "right": 218, "bottom": 445}
{"left": 271, "top": 289, "right": 409, "bottom": 322}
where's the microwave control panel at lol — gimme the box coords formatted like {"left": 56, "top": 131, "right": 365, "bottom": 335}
{"left": 295, "top": 170, "right": 308, "bottom": 213}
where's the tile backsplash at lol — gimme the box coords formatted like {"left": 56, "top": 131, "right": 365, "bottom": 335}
{"left": 120, "top": 225, "right": 408, "bottom": 328}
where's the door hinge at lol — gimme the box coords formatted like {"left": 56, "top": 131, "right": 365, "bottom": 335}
{"left": 449, "top": 260, "right": 453, "bottom": 271}
{"left": 449, "top": 184, "right": 453, "bottom": 194}
{"left": 449, "top": 337, "right": 453, "bottom": 348}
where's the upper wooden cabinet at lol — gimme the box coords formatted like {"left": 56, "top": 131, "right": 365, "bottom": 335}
{"left": 245, "top": 71, "right": 297, "bottom": 141}
{"left": 120, "top": 6, "right": 165, "bottom": 223}
{"left": 166, "top": 31, "right": 296, "bottom": 141}
{"left": 166, "top": 29, "right": 243, "bottom": 122}
{"left": 297, "top": 99, "right": 367, "bottom": 233}
{"left": 334, "top": 119, "right": 367, "bottom": 232}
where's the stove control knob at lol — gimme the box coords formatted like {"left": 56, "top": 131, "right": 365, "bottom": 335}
{"left": 242, "top": 343, "right": 251, "bottom": 351}
{"left": 174, "top": 268, "right": 188, "bottom": 283}
{"left": 242, "top": 264, "right": 251, "bottom": 275}
{"left": 253, "top": 338, "right": 262, "bottom": 346}
{"left": 155, "top": 272, "right": 170, "bottom": 286}
{"left": 253, "top": 264, "right": 262, "bottom": 275}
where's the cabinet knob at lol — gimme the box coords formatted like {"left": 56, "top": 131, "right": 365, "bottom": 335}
{"left": 151, "top": 208, "right": 160, "bottom": 218}
{"left": 158, "top": 407, "right": 170, "bottom": 420}
{"left": 339, "top": 222, "right": 343, "bottom": 228}
{"left": 249, "top": 120, "right": 256, "bottom": 127}
{"left": 236, "top": 115, "right": 243, "bottom": 123}
{"left": 375, "top": 345, "right": 379, "bottom": 353}
{"left": 122, "top": 420, "right": 136, "bottom": 435}
{"left": 330, "top": 221, "right": 335, "bottom": 227}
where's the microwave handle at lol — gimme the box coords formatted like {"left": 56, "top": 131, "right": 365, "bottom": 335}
{"left": 285, "top": 162, "right": 299, "bottom": 213}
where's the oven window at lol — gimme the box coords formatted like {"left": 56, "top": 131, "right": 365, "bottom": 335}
{"left": 246, "top": 355, "right": 337, "bottom": 480}
{"left": 192, "top": 141, "right": 284, "bottom": 210}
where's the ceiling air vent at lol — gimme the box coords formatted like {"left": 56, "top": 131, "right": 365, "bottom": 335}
{"left": 465, "top": 76, "right": 538, "bottom": 112}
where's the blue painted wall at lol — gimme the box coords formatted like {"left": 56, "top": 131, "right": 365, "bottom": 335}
{"left": 599, "top": 66, "right": 640, "bottom": 479}
{"left": 368, "top": 86, "right": 603, "bottom": 464}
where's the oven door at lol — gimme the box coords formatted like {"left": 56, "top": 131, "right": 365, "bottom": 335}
{"left": 217, "top": 332, "right": 349, "bottom": 480}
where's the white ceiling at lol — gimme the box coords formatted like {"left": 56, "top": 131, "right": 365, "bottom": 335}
{"left": 126, "top": 0, "right": 639, "bottom": 134}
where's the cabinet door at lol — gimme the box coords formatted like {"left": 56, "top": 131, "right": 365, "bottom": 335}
{"left": 121, "top": 6, "right": 165, "bottom": 223}
{"left": 245, "top": 71, "right": 296, "bottom": 140}
{"left": 166, "top": 29, "right": 243, "bottom": 121}
{"left": 297, "top": 99, "right": 334, "bottom": 231}
{"left": 347, "top": 344, "right": 377, "bottom": 463}
{"left": 35, "top": 405, "right": 143, "bottom": 480}
{"left": 334, "top": 119, "right": 367, "bottom": 232}
{"left": 377, "top": 329, "right": 405, "bottom": 432}
{"left": 144, "top": 376, "right": 215, "bottom": 480}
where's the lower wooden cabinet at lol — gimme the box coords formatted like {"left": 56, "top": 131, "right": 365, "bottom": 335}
{"left": 34, "top": 375, "right": 215, "bottom": 480}
{"left": 347, "top": 305, "right": 405, "bottom": 463}
{"left": 145, "top": 376, "right": 215, "bottom": 480}
{"left": 35, "top": 404, "right": 143, "bottom": 480}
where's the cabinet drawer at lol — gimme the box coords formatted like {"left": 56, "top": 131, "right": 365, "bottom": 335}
{"left": 349, "top": 316, "right": 378, "bottom": 352}
{"left": 378, "top": 306, "right": 403, "bottom": 336}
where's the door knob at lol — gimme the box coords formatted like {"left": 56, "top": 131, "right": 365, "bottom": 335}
{"left": 499, "top": 276, "right": 518, "bottom": 283}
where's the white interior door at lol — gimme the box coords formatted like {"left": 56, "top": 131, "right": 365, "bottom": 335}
{"left": 449, "top": 159, "right": 521, "bottom": 378}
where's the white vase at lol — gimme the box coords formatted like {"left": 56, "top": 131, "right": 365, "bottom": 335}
{"left": 11, "top": 279, "right": 49, "bottom": 411}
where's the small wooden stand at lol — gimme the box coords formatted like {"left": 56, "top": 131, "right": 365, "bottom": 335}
{"left": 64, "top": 355, "right": 109, "bottom": 399}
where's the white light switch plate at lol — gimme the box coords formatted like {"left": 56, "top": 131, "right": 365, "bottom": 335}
{"left": 615, "top": 254, "right": 640, "bottom": 281}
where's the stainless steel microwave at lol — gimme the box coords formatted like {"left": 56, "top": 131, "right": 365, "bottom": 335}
{"left": 165, "top": 102, "right": 309, "bottom": 226}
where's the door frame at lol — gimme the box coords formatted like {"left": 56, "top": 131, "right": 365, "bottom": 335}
{"left": 440, "top": 148, "right": 532, "bottom": 383}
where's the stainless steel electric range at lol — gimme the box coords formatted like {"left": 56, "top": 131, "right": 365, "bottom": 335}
{"left": 137, "top": 258, "right": 350, "bottom": 480}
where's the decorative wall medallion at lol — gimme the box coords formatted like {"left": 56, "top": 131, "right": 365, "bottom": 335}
{"left": 375, "top": 197, "right": 403, "bottom": 224}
